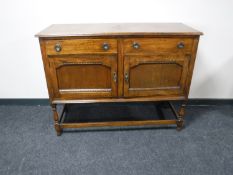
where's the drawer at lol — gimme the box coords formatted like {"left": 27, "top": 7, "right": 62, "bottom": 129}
{"left": 46, "top": 39, "right": 117, "bottom": 55}
{"left": 123, "top": 38, "right": 194, "bottom": 54}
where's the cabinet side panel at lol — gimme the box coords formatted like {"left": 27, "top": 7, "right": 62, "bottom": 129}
{"left": 185, "top": 36, "right": 200, "bottom": 98}
{"left": 39, "top": 38, "right": 54, "bottom": 102}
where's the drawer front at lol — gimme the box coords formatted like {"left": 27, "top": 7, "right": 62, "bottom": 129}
{"left": 123, "top": 38, "right": 194, "bottom": 54}
{"left": 46, "top": 39, "right": 117, "bottom": 55}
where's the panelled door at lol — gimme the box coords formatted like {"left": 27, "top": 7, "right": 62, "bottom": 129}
{"left": 49, "top": 55, "right": 117, "bottom": 99}
{"left": 123, "top": 54, "right": 190, "bottom": 97}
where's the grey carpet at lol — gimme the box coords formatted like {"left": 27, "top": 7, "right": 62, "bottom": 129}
{"left": 0, "top": 103, "right": 232, "bottom": 175}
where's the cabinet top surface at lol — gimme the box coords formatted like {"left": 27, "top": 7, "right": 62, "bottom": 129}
{"left": 35, "top": 23, "right": 203, "bottom": 37}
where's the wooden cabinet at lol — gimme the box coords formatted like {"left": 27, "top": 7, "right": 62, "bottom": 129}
{"left": 36, "top": 23, "right": 202, "bottom": 135}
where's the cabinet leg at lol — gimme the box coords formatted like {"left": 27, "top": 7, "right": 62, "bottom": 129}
{"left": 176, "top": 101, "right": 187, "bottom": 131}
{"left": 51, "top": 104, "right": 62, "bottom": 136}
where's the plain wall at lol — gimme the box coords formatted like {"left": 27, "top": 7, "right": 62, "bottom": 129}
{"left": 0, "top": 0, "right": 233, "bottom": 99}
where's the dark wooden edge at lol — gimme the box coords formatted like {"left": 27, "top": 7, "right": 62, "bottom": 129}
{"left": 35, "top": 33, "right": 203, "bottom": 38}
{"left": 0, "top": 98, "right": 232, "bottom": 106}
{"left": 36, "top": 35, "right": 202, "bottom": 40}
{"left": 167, "top": 102, "right": 179, "bottom": 120}
{"left": 60, "top": 120, "right": 177, "bottom": 129}
{"left": 52, "top": 96, "right": 185, "bottom": 104}
{"left": 59, "top": 104, "right": 67, "bottom": 123}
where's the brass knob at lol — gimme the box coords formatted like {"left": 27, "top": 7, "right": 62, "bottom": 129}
{"left": 54, "top": 43, "right": 62, "bottom": 52}
{"left": 113, "top": 72, "right": 117, "bottom": 83}
{"left": 177, "top": 42, "right": 185, "bottom": 49}
{"left": 132, "top": 42, "right": 140, "bottom": 49}
{"left": 102, "top": 43, "right": 110, "bottom": 50}
{"left": 125, "top": 72, "right": 129, "bottom": 83}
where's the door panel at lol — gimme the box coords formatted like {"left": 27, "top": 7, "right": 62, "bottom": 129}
{"left": 49, "top": 55, "right": 117, "bottom": 99}
{"left": 130, "top": 63, "right": 183, "bottom": 88}
{"left": 123, "top": 55, "right": 189, "bottom": 97}
{"left": 57, "top": 64, "right": 111, "bottom": 89}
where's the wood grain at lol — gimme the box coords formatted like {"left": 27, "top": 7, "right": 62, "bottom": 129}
{"left": 61, "top": 120, "right": 177, "bottom": 129}
{"left": 123, "top": 54, "right": 189, "bottom": 97}
{"left": 52, "top": 95, "right": 186, "bottom": 104}
{"left": 49, "top": 55, "right": 118, "bottom": 98}
{"left": 123, "top": 37, "right": 193, "bottom": 54}
{"left": 36, "top": 23, "right": 203, "bottom": 37}
{"left": 46, "top": 39, "right": 117, "bottom": 55}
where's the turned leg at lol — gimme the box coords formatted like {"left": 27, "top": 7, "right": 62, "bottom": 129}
{"left": 51, "top": 104, "right": 62, "bottom": 136}
{"left": 176, "top": 101, "right": 187, "bottom": 131}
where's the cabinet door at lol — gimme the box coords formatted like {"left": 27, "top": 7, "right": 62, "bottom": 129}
{"left": 49, "top": 55, "right": 117, "bottom": 99}
{"left": 123, "top": 55, "right": 189, "bottom": 97}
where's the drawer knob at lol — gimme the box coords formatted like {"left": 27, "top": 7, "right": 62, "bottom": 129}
{"left": 125, "top": 72, "right": 129, "bottom": 83}
{"left": 102, "top": 43, "right": 110, "bottom": 51}
{"left": 113, "top": 72, "right": 117, "bottom": 83}
{"left": 177, "top": 42, "right": 185, "bottom": 49}
{"left": 54, "top": 43, "right": 62, "bottom": 52}
{"left": 132, "top": 42, "right": 140, "bottom": 49}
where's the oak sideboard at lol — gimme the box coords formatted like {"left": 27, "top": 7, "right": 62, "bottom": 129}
{"left": 36, "top": 23, "right": 202, "bottom": 136}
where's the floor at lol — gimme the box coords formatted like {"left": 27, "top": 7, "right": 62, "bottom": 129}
{"left": 0, "top": 103, "right": 232, "bottom": 175}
